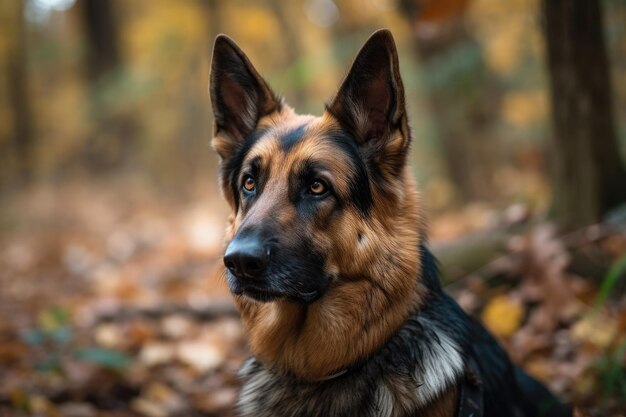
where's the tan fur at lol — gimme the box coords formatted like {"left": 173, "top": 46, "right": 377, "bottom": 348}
{"left": 217, "top": 105, "right": 427, "bottom": 380}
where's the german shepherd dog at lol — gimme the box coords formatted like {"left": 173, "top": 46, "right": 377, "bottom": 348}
{"left": 209, "top": 29, "right": 571, "bottom": 417}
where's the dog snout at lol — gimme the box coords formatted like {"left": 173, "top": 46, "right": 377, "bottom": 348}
{"left": 224, "top": 235, "right": 269, "bottom": 280}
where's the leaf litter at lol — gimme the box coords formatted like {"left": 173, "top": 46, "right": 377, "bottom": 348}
{"left": 0, "top": 183, "right": 625, "bottom": 416}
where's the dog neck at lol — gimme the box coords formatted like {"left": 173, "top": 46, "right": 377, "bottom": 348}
{"left": 236, "top": 261, "right": 470, "bottom": 417}
{"left": 234, "top": 169, "right": 427, "bottom": 380}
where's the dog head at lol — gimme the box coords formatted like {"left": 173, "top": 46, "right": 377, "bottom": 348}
{"left": 210, "top": 30, "right": 424, "bottom": 378}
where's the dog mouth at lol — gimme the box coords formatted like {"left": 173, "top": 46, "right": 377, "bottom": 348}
{"left": 240, "top": 286, "right": 285, "bottom": 302}
{"left": 231, "top": 283, "right": 321, "bottom": 304}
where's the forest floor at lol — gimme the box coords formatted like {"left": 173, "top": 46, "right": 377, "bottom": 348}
{"left": 0, "top": 180, "right": 625, "bottom": 417}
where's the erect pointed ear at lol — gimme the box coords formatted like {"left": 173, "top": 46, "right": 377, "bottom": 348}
{"left": 327, "top": 29, "right": 410, "bottom": 177}
{"left": 210, "top": 34, "right": 281, "bottom": 160}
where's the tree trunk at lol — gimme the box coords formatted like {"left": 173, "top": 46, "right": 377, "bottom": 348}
{"left": 80, "top": 0, "right": 135, "bottom": 171}
{"left": 82, "top": 0, "right": 120, "bottom": 80}
{"left": 543, "top": 0, "right": 626, "bottom": 228}
{"left": 7, "top": 0, "right": 33, "bottom": 185}
{"left": 203, "top": 0, "right": 223, "bottom": 37}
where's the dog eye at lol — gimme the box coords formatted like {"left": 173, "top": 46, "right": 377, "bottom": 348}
{"left": 242, "top": 176, "right": 256, "bottom": 192}
{"left": 309, "top": 179, "right": 327, "bottom": 195}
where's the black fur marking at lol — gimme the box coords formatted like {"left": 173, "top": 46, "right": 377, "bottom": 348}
{"left": 325, "top": 132, "right": 373, "bottom": 215}
{"left": 280, "top": 125, "right": 308, "bottom": 152}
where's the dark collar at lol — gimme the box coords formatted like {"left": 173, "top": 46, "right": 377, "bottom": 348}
{"left": 457, "top": 357, "right": 484, "bottom": 417}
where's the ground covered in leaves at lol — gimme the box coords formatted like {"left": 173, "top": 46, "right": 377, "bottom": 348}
{"left": 1, "top": 182, "right": 625, "bottom": 417}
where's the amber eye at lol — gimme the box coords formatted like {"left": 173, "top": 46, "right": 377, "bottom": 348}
{"left": 309, "top": 179, "right": 327, "bottom": 195}
{"left": 243, "top": 176, "right": 256, "bottom": 192}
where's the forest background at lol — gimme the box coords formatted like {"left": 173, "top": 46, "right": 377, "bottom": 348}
{"left": 1, "top": 0, "right": 626, "bottom": 416}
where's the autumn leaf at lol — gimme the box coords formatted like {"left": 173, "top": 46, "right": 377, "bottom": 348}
{"left": 482, "top": 294, "right": 524, "bottom": 338}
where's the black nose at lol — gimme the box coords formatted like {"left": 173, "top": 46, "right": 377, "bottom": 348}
{"left": 224, "top": 236, "right": 268, "bottom": 279}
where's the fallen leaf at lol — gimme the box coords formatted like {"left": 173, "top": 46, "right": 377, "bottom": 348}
{"left": 195, "top": 387, "right": 237, "bottom": 414}
{"left": 482, "top": 294, "right": 524, "bottom": 338}
{"left": 177, "top": 340, "right": 226, "bottom": 373}
{"left": 161, "top": 315, "right": 194, "bottom": 340}
{"left": 571, "top": 314, "right": 619, "bottom": 349}
{"left": 57, "top": 402, "right": 97, "bottom": 417}
{"left": 139, "top": 342, "right": 176, "bottom": 367}
{"left": 143, "top": 382, "right": 187, "bottom": 414}
{"left": 131, "top": 397, "right": 167, "bottom": 417}
{"left": 95, "top": 323, "right": 124, "bottom": 348}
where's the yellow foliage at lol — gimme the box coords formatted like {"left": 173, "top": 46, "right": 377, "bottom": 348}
{"left": 334, "top": 0, "right": 378, "bottom": 27}
{"left": 482, "top": 294, "right": 524, "bottom": 338}
{"left": 572, "top": 313, "right": 619, "bottom": 349}
{"left": 123, "top": 0, "right": 206, "bottom": 77}
{"left": 466, "top": 0, "right": 543, "bottom": 76}
{"left": 228, "top": 6, "right": 279, "bottom": 44}
{"left": 502, "top": 90, "right": 548, "bottom": 126}
{"left": 424, "top": 178, "right": 456, "bottom": 210}
{"left": 35, "top": 76, "right": 89, "bottom": 172}
{"left": 220, "top": 4, "right": 280, "bottom": 67}
{"left": 483, "top": 25, "right": 524, "bottom": 75}
{"left": 524, "top": 356, "right": 551, "bottom": 382}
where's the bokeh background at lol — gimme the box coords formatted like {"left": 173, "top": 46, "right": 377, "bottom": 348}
{"left": 1, "top": 0, "right": 625, "bottom": 416}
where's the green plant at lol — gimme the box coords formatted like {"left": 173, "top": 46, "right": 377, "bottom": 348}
{"left": 21, "top": 306, "right": 130, "bottom": 373}
{"left": 594, "top": 341, "right": 626, "bottom": 402}
{"left": 595, "top": 253, "right": 626, "bottom": 308}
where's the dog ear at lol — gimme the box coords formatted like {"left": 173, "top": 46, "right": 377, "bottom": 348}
{"left": 327, "top": 29, "right": 409, "bottom": 178}
{"left": 210, "top": 35, "right": 281, "bottom": 160}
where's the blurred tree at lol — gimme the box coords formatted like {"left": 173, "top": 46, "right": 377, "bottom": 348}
{"left": 202, "top": 0, "right": 223, "bottom": 37}
{"left": 398, "top": 0, "right": 501, "bottom": 204}
{"left": 5, "top": 0, "right": 33, "bottom": 185}
{"left": 79, "top": 0, "right": 135, "bottom": 170}
{"left": 82, "top": 0, "right": 120, "bottom": 80}
{"left": 543, "top": 0, "right": 626, "bottom": 227}
{"left": 267, "top": 0, "right": 307, "bottom": 109}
